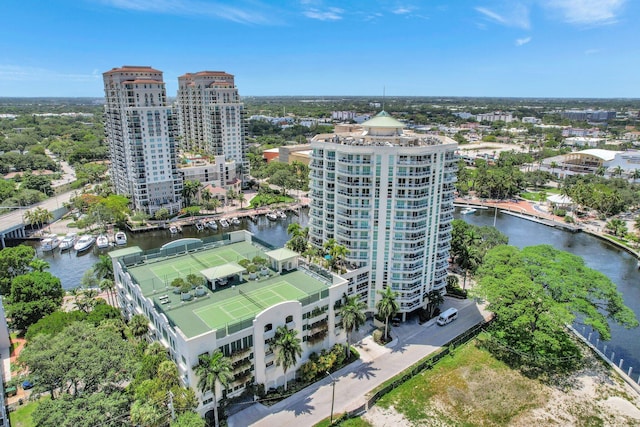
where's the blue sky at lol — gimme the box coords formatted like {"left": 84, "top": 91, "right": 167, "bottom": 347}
{"left": 1, "top": 0, "right": 638, "bottom": 98}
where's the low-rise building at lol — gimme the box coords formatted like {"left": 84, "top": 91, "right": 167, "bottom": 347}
{"left": 109, "top": 231, "right": 347, "bottom": 417}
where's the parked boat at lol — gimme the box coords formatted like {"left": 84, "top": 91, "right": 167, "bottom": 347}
{"left": 41, "top": 234, "right": 61, "bottom": 252}
{"left": 195, "top": 221, "right": 205, "bottom": 232}
{"left": 74, "top": 235, "right": 96, "bottom": 252}
{"left": 219, "top": 218, "right": 229, "bottom": 228}
{"left": 169, "top": 224, "right": 182, "bottom": 234}
{"left": 230, "top": 217, "right": 240, "bottom": 226}
{"left": 461, "top": 207, "right": 477, "bottom": 215}
{"left": 114, "top": 231, "right": 127, "bottom": 246}
{"left": 207, "top": 220, "right": 218, "bottom": 230}
{"left": 96, "top": 234, "right": 110, "bottom": 249}
{"left": 277, "top": 210, "right": 287, "bottom": 219}
{"left": 266, "top": 211, "right": 278, "bottom": 221}
{"left": 59, "top": 232, "right": 78, "bottom": 251}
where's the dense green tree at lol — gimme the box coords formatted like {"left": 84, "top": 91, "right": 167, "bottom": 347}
{"left": 32, "top": 391, "right": 131, "bottom": 427}
{"left": 475, "top": 245, "right": 638, "bottom": 373}
{"left": 425, "top": 289, "right": 444, "bottom": 319}
{"left": 194, "top": 350, "right": 234, "bottom": 427}
{"left": 0, "top": 245, "right": 36, "bottom": 294}
{"left": 171, "top": 411, "right": 206, "bottom": 427}
{"left": 376, "top": 286, "right": 399, "bottom": 340}
{"left": 273, "top": 325, "right": 303, "bottom": 391}
{"left": 25, "top": 310, "right": 85, "bottom": 341}
{"left": 338, "top": 295, "right": 367, "bottom": 358}
{"left": 7, "top": 271, "right": 63, "bottom": 330}
{"left": 19, "top": 322, "right": 135, "bottom": 398}
{"left": 605, "top": 218, "right": 627, "bottom": 237}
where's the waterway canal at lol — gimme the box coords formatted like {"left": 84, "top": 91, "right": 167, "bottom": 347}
{"left": 23, "top": 206, "right": 640, "bottom": 377}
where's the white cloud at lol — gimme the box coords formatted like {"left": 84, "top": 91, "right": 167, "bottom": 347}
{"left": 393, "top": 7, "right": 412, "bottom": 15}
{"left": 515, "top": 36, "right": 532, "bottom": 46}
{"left": 476, "top": 4, "right": 530, "bottom": 29}
{"left": 97, "top": 0, "right": 274, "bottom": 25}
{"left": 303, "top": 7, "right": 344, "bottom": 21}
{"left": 541, "top": 0, "right": 626, "bottom": 25}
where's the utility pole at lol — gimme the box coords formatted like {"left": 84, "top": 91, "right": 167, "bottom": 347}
{"left": 326, "top": 371, "right": 336, "bottom": 424}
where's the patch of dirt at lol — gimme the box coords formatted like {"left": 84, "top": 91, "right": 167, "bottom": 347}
{"left": 363, "top": 352, "right": 640, "bottom": 426}
{"left": 363, "top": 405, "right": 412, "bottom": 427}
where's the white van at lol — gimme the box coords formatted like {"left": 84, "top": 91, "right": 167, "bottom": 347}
{"left": 437, "top": 308, "right": 458, "bottom": 326}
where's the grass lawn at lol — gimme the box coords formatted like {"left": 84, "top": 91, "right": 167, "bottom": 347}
{"left": 10, "top": 399, "right": 42, "bottom": 427}
{"left": 370, "top": 341, "right": 548, "bottom": 426}
{"left": 314, "top": 415, "right": 372, "bottom": 427}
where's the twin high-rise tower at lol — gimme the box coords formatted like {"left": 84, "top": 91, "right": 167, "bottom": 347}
{"left": 103, "top": 66, "right": 247, "bottom": 214}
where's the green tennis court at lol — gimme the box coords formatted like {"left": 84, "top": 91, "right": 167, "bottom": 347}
{"left": 194, "top": 281, "right": 308, "bottom": 330}
{"left": 133, "top": 246, "right": 250, "bottom": 286}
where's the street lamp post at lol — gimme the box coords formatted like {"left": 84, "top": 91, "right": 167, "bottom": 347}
{"left": 327, "top": 371, "right": 336, "bottom": 424}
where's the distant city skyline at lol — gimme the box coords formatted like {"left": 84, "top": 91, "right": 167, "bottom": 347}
{"left": 2, "top": 0, "right": 638, "bottom": 98}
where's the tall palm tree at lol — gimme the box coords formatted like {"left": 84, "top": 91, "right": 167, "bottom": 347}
{"left": 273, "top": 326, "right": 302, "bottom": 391}
{"left": 376, "top": 286, "right": 399, "bottom": 341}
{"left": 195, "top": 350, "right": 234, "bottom": 427}
{"left": 338, "top": 295, "right": 367, "bottom": 359}
{"left": 99, "top": 278, "right": 116, "bottom": 306}
{"left": 236, "top": 191, "right": 246, "bottom": 209}
{"left": 93, "top": 254, "right": 114, "bottom": 281}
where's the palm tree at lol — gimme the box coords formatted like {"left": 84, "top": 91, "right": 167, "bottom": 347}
{"left": 338, "top": 295, "right": 367, "bottom": 359}
{"left": 226, "top": 188, "right": 237, "bottom": 207}
{"left": 425, "top": 290, "right": 444, "bottom": 319}
{"left": 331, "top": 244, "right": 350, "bottom": 271}
{"left": 630, "top": 169, "right": 640, "bottom": 182}
{"left": 236, "top": 191, "right": 246, "bottom": 209}
{"left": 194, "top": 350, "right": 234, "bottom": 427}
{"left": 273, "top": 326, "right": 302, "bottom": 391}
{"left": 99, "top": 278, "right": 116, "bottom": 306}
{"left": 182, "top": 180, "right": 202, "bottom": 207}
{"left": 376, "top": 286, "right": 399, "bottom": 341}
{"left": 129, "top": 314, "right": 149, "bottom": 340}
{"left": 209, "top": 198, "right": 221, "bottom": 213}
{"left": 93, "top": 254, "right": 114, "bottom": 280}
{"left": 287, "top": 223, "right": 302, "bottom": 238}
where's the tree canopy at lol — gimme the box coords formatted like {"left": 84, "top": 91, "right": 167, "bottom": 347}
{"left": 475, "top": 245, "right": 638, "bottom": 373}
{"left": 7, "top": 271, "right": 63, "bottom": 330}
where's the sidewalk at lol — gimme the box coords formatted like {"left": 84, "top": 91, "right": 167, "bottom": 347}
{"left": 229, "top": 298, "right": 490, "bottom": 427}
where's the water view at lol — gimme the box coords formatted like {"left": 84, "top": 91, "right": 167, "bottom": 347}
{"left": 23, "top": 207, "right": 640, "bottom": 378}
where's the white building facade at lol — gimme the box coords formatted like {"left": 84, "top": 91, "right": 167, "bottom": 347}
{"left": 176, "top": 71, "right": 249, "bottom": 183}
{"left": 109, "top": 232, "right": 347, "bottom": 417}
{"left": 103, "top": 66, "right": 182, "bottom": 215}
{"left": 309, "top": 111, "right": 458, "bottom": 317}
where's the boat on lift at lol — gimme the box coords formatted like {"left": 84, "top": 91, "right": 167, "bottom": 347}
{"left": 207, "top": 220, "right": 218, "bottom": 230}
{"left": 59, "top": 232, "right": 78, "bottom": 251}
{"left": 41, "top": 234, "right": 61, "bottom": 252}
{"left": 219, "top": 218, "right": 229, "bottom": 228}
{"left": 96, "top": 234, "right": 110, "bottom": 249}
{"left": 74, "top": 235, "right": 96, "bottom": 252}
{"left": 266, "top": 211, "right": 278, "bottom": 221}
{"left": 230, "top": 217, "right": 240, "bottom": 226}
{"left": 114, "top": 231, "right": 127, "bottom": 246}
{"left": 460, "top": 207, "right": 477, "bottom": 215}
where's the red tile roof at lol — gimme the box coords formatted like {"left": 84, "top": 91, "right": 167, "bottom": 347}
{"left": 103, "top": 66, "right": 162, "bottom": 75}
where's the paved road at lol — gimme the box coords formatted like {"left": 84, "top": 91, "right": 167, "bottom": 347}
{"left": 229, "top": 298, "right": 489, "bottom": 427}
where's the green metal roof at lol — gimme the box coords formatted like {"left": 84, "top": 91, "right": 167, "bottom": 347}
{"left": 109, "top": 246, "right": 143, "bottom": 259}
{"left": 362, "top": 110, "right": 405, "bottom": 129}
